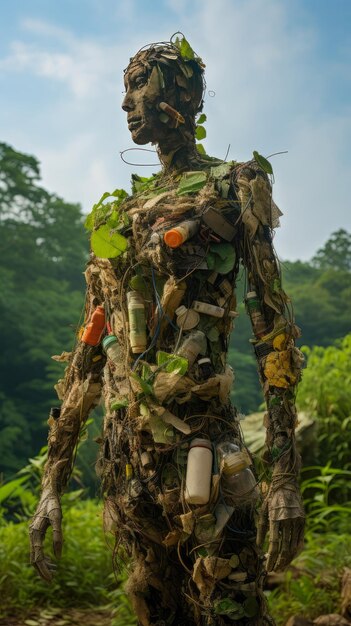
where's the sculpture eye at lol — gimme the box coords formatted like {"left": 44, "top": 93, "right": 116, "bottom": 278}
{"left": 135, "top": 76, "right": 147, "bottom": 89}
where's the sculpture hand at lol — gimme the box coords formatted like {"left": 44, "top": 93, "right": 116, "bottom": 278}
{"left": 257, "top": 483, "right": 305, "bottom": 572}
{"left": 29, "top": 486, "right": 63, "bottom": 582}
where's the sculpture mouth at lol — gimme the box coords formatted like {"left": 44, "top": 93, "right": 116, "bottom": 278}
{"left": 128, "top": 116, "right": 143, "bottom": 130}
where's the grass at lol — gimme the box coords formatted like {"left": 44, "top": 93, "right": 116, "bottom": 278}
{"left": 0, "top": 499, "right": 135, "bottom": 624}
{"left": 268, "top": 530, "right": 351, "bottom": 624}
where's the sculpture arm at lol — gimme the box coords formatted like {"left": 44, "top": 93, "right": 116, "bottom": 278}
{"left": 29, "top": 260, "right": 106, "bottom": 580}
{"left": 234, "top": 163, "right": 305, "bottom": 571}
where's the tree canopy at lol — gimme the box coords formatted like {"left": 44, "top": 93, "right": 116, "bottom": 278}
{"left": 0, "top": 143, "right": 87, "bottom": 475}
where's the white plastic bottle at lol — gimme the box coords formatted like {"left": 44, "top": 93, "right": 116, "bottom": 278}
{"left": 192, "top": 300, "right": 225, "bottom": 318}
{"left": 176, "top": 330, "right": 207, "bottom": 367}
{"left": 185, "top": 439, "right": 213, "bottom": 505}
{"left": 217, "top": 442, "right": 259, "bottom": 505}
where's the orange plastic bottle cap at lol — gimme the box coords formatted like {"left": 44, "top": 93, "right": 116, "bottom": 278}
{"left": 164, "top": 229, "right": 183, "bottom": 248}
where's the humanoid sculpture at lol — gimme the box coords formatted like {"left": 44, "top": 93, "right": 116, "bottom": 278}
{"left": 30, "top": 37, "right": 305, "bottom": 625}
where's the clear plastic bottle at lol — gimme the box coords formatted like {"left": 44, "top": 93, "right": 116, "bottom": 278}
{"left": 216, "top": 442, "right": 259, "bottom": 506}
{"left": 185, "top": 438, "right": 213, "bottom": 505}
{"left": 102, "top": 335, "right": 120, "bottom": 363}
{"left": 127, "top": 291, "right": 147, "bottom": 354}
{"left": 176, "top": 330, "right": 207, "bottom": 366}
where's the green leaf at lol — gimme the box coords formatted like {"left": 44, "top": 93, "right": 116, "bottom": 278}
{"left": 197, "top": 113, "right": 207, "bottom": 125}
{"left": 253, "top": 150, "right": 273, "bottom": 175}
{"left": 175, "top": 36, "right": 195, "bottom": 61}
{"left": 110, "top": 188, "right": 128, "bottom": 201}
{"left": 110, "top": 397, "right": 129, "bottom": 410}
{"left": 195, "top": 125, "right": 206, "bottom": 140}
{"left": 131, "top": 173, "right": 158, "bottom": 194}
{"left": 0, "top": 476, "right": 27, "bottom": 504}
{"left": 213, "top": 598, "right": 244, "bottom": 617}
{"left": 84, "top": 188, "right": 128, "bottom": 230}
{"left": 210, "top": 162, "right": 234, "bottom": 179}
{"left": 84, "top": 212, "right": 95, "bottom": 231}
{"left": 156, "top": 351, "right": 188, "bottom": 375}
{"left": 91, "top": 224, "right": 128, "bottom": 258}
{"left": 207, "top": 243, "right": 236, "bottom": 274}
{"left": 130, "top": 372, "right": 153, "bottom": 396}
{"left": 177, "top": 171, "right": 207, "bottom": 195}
{"left": 196, "top": 143, "right": 207, "bottom": 155}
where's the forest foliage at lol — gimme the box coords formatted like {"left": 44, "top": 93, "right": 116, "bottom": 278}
{"left": 0, "top": 141, "right": 351, "bottom": 481}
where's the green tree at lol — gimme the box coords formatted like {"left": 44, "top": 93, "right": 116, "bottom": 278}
{"left": 0, "top": 143, "right": 88, "bottom": 476}
{"left": 311, "top": 228, "right": 351, "bottom": 272}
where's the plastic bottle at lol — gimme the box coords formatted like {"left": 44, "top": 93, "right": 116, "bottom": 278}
{"left": 164, "top": 219, "right": 200, "bottom": 248}
{"left": 197, "top": 357, "right": 214, "bottom": 380}
{"left": 192, "top": 300, "right": 225, "bottom": 318}
{"left": 176, "top": 330, "right": 207, "bottom": 366}
{"left": 175, "top": 305, "right": 200, "bottom": 330}
{"left": 102, "top": 335, "right": 121, "bottom": 363}
{"left": 185, "top": 439, "right": 213, "bottom": 505}
{"left": 245, "top": 291, "right": 267, "bottom": 338}
{"left": 217, "top": 442, "right": 259, "bottom": 505}
{"left": 81, "top": 305, "right": 106, "bottom": 345}
{"left": 127, "top": 292, "right": 147, "bottom": 354}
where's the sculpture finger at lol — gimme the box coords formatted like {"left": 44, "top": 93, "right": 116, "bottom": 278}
{"left": 29, "top": 514, "right": 49, "bottom": 562}
{"left": 48, "top": 506, "right": 63, "bottom": 559}
{"left": 33, "top": 557, "right": 55, "bottom": 583}
{"left": 275, "top": 520, "right": 293, "bottom": 571}
{"left": 290, "top": 517, "right": 305, "bottom": 557}
{"left": 266, "top": 519, "right": 280, "bottom": 572}
{"left": 256, "top": 499, "right": 269, "bottom": 547}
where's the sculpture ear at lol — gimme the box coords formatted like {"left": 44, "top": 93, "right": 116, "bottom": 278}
{"left": 158, "top": 102, "right": 185, "bottom": 128}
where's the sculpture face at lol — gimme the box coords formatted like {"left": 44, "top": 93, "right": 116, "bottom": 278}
{"left": 122, "top": 64, "right": 166, "bottom": 145}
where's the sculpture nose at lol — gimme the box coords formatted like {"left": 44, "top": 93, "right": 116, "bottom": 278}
{"left": 122, "top": 92, "right": 134, "bottom": 112}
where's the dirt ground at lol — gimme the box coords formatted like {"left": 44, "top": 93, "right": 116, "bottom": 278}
{"left": 0, "top": 608, "right": 114, "bottom": 626}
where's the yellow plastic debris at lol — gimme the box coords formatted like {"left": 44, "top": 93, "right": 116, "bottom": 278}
{"left": 263, "top": 350, "right": 298, "bottom": 388}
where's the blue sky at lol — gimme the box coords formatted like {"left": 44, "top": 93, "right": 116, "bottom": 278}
{"left": 0, "top": 0, "right": 350, "bottom": 260}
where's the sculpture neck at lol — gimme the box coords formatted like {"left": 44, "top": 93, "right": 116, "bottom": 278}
{"left": 156, "top": 130, "right": 202, "bottom": 174}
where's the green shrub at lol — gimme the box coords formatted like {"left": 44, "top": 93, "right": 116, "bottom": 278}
{"left": 268, "top": 531, "right": 351, "bottom": 625}
{"left": 268, "top": 465, "right": 351, "bottom": 624}
{"left": 298, "top": 334, "right": 351, "bottom": 469}
{"left": 0, "top": 500, "right": 116, "bottom": 617}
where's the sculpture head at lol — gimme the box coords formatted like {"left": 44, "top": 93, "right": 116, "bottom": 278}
{"left": 122, "top": 38, "right": 205, "bottom": 147}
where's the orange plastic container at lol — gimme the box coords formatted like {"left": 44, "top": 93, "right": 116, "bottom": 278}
{"left": 81, "top": 305, "right": 106, "bottom": 345}
{"left": 164, "top": 219, "right": 199, "bottom": 248}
